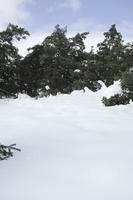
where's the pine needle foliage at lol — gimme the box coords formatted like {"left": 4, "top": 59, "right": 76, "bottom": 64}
{"left": 0, "top": 144, "right": 21, "bottom": 161}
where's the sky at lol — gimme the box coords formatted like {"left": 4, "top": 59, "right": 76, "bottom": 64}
{"left": 0, "top": 0, "right": 133, "bottom": 55}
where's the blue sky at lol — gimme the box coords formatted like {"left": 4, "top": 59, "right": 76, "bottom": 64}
{"left": 0, "top": 0, "right": 133, "bottom": 55}
{"left": 26, "top": 0, "right": 133, "bottom": 31}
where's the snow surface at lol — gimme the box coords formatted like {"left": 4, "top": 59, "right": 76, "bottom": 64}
{"left": 101, "top": 80, "right": 122, "bottom": 98}
{"left": 0, "top": 83, "right": 133, "bottom": 200}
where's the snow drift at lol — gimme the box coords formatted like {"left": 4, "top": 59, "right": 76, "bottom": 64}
{"left": 0, "top": 83, "right": 133, "bottom": 200}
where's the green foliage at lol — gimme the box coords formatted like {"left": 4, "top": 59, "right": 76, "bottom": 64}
{"left": 1, "top": 23, "right": 133, "bottom": 102}
{"left": 102, "top": 94, "right": 130, "bottom": 106}
{"left": 121, "top": 72, "right": 133, "bottom": 100}
{"left": 20, "top": 24, "right": 100, "bottom": 97}
{"left": 96, "top": 24, "right": 126, "bottom": 86}
{"left": 123, "top": 43, "right": 133, "bottom": 68}
{"left": 0, "top": 23, "right": 29, "bottom": 97}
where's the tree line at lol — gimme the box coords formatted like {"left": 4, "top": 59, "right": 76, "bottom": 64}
{"left": 0, "top": 23, "right": 133, "bottom": 105}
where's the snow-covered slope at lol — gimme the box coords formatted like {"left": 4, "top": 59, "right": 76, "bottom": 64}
{"left": 0, "top": 85, "right": 133, "bottom": 200}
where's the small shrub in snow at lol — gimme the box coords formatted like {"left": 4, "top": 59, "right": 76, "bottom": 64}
{"left": 0, "top": 144, "right": 21, "bottom": 161}
{"left": 102, "top": 94, "right": 130, "bottom": 106}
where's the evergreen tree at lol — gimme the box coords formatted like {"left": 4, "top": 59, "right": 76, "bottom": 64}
{"left": 20, "top": 25, "right": 93, "bottom": 96}
{"left": 0, "top": 23, "right": 29, "bottom": 97}
{"left": 19, "top": 44, "right": 44, "bottom": 97}
{"left": 124, "top": 42, "right": 133, "bottom": 69}
{"left": 42, "top": 24, "right": 74, "bottom": 94}
{"left": 121, "top": 72, "right": 133, "bottom": 100}
{"left": 96, "top": 24, "right": 125, "bottom": 86}
{"left": 82, "top": 47, "right": 101, "bottom": 91}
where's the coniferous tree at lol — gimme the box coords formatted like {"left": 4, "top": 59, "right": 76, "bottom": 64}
{"left": 96, "top": 24, "right": 125, "bottom": 86}
{"left": 124, "top": 42, "right": 133, "bottom": 68}
{"left": 0, "top": 23, "right": 29, "bottom": 97}
{"left": 20, "top": 25, "right": 99, "bottom": 96}
{"left": 82, "top": 47, "right": 102, "bottom": 91}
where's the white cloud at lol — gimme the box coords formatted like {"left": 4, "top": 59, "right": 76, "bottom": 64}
{"left": 0, "top": 0, "right": 32, "bottom": 29}
{"left": 47, "top": 0, "right": 82, "bottom": 13}
{"left": 69, "top": 0, "right": 82, "bottom": 11}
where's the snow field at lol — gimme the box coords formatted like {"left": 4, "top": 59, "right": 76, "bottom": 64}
{"left": 0, "top": 83, "right": 133, "bottom": 200}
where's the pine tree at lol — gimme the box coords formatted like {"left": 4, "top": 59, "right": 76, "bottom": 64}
{"left": 0, "top": 24, "right": 29, "bottom": 97}
{"left": 20, "top": 25, "right": 91, "bottom": 96}
{"left": 96, "top": 24, "right": 125, "bottom": 86}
